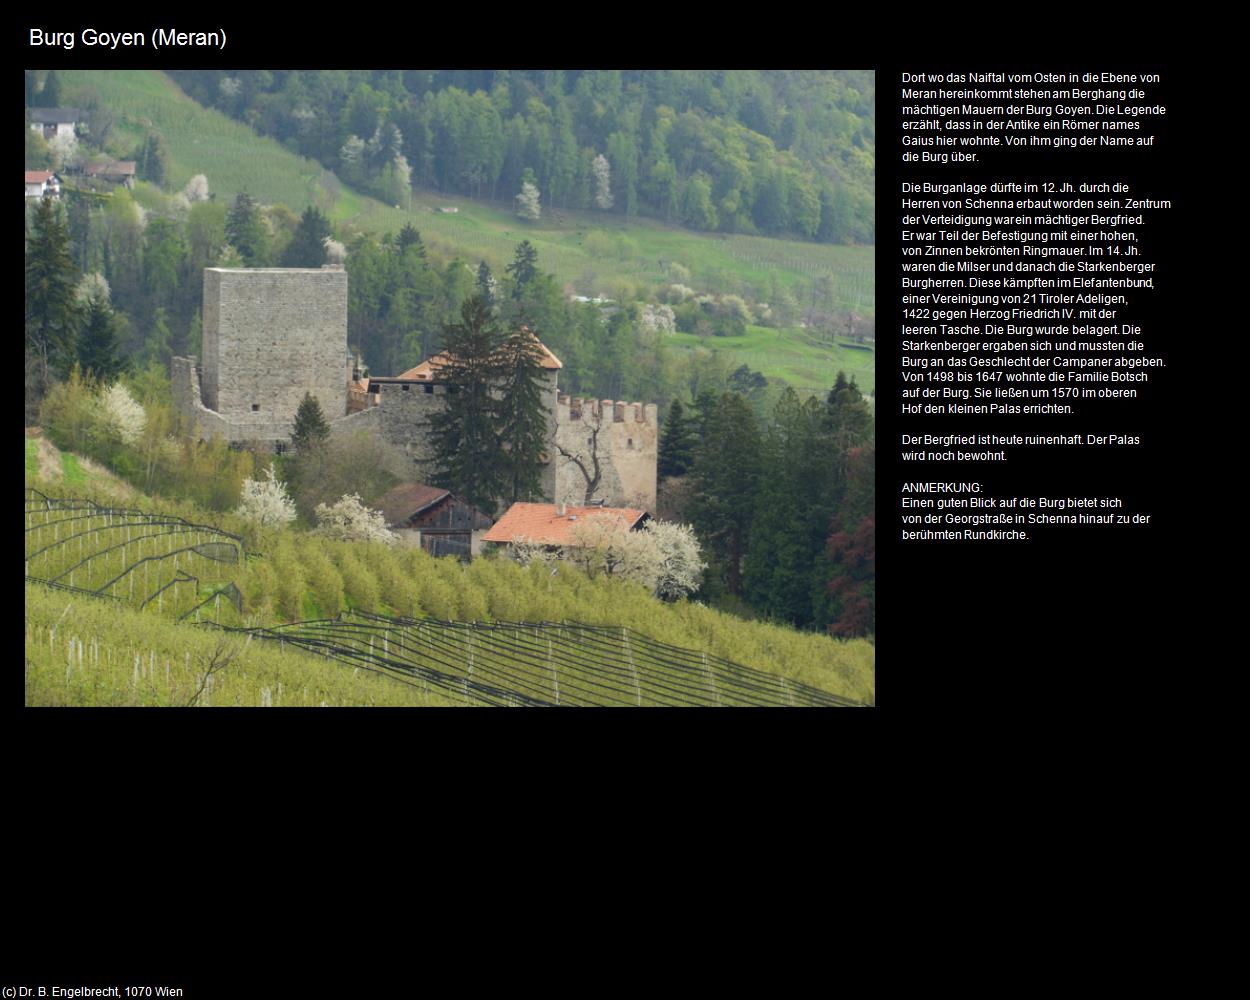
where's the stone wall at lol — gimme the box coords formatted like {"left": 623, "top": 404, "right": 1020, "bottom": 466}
{"left": 554, "top": 397, "right": 658, "bottom": 510}
{"left": 202, "top": 267, "right": 347, "bottom": 429}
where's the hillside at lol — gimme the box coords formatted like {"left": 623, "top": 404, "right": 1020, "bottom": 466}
{"left": 25, "top": 449, "right": 875, "bottom": 706}
{"left": 55, "top": 70, "right": 873, "bottom": 391}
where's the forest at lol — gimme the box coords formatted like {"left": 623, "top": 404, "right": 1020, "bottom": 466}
{"left": 165, "top": 69, "right": 875, "bottom": 245}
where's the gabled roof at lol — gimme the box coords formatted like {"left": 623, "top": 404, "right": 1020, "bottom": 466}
{"left": 482, "top": 503, "right": 648, "bottom": 545}
{"left": 396, "top": 330, "right": 563, "bottom": 380}
{"left": 85, "top": 161, "right": 136, "bottom": 176}
{"left": 29, "top": 108, "right": 81, "bottom": 124}
{"left": 371, "top": 483, "right": 451, "bottom": 526}
{"left": 25, "top": 171, "right": 55, "bottom": 184}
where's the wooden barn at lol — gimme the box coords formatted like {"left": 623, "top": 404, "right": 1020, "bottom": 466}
{"left": 371, "top": 483, "right": 493, "bottom": 558}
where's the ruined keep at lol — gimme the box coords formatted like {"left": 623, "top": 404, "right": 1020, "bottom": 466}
{"left": 173, "top": 267, "right": 656, "bottom": 509}
{"left": 173, "top": 267, "right": 352, "bottom": 446}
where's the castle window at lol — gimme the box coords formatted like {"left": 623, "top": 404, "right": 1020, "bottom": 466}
{"left": 252, "top": 404, "right": 260, "bottom": 412}
{"left": 402, "top": 384, "right": 410, "bottom": 392}
{"left": 627, "top": 438, "right": 633, "bottom": 448}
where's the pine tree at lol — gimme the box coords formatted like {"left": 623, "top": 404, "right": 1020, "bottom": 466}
{"left": 506, "top": 240, "right": 538, "bottom": 301}
{"left": 428, "top": 295, "right": 507, "bottom": 514}
{"left": 41, "top": 71, "right": 61, "bottom": 109}
{"left": 396, "top": 223, "right": 425, "bottom": 257}
{"left": 225, "top": 192, "right": 270, "bottom": 267}
{"left": 76, "top": 291, "right": 125, "bottom": 382}
{"left": 658, "top": 398, "right": 696, "bottom": 478}
{"left": 281, "top": 205, "right": 331, "bottom": 267}
{"left": 495, "top": 324, "right": 550, "bottom": 505}
{"left": 291, "top": 392, "right": 331, "bottom": 452}
{"left": 476, "top": 261, "right": 496, "bottom": 308}
{"left": 25, "top": 196, "right": 80, "bottom": 395}
{"left": 687, "top": 393, "right": 761, "bottom": 597}
{"left": 136, "top": 131, "right": 170, "bottom": 188}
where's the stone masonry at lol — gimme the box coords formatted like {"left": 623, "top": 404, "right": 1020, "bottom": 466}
{"left": 173, "top": 266, "right": 656, "bottom": 509}
{"left": 180, "top": 267, "right": 348, "bottom": 445}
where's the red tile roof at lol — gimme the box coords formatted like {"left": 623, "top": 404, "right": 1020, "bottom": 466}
{"left": 396, "top": 330, "right": 562, "bottom": 380}
{"left": 482, "top": 503, "right": 647, "bottom": 545}
{"left": 25, "top": 171, "right": 54, "bottom": 184}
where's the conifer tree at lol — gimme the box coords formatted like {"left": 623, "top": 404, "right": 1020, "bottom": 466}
{"left": 687, "top": 393, "right": 761, "bottom": 597}
{"left": 428, "top": 295, "right": 507, "bottom": 514}
{"left": 76, "top": 290, "right": 125, "bottom": 382}
{"left": 495, "top": 324, "right": 550, "bottom": 505}
{"left": 396, "top": 223, "right": 425, "bottom": 257}
{"left": 506, "top": 240, "right": 538, "bottom": 300}
{"left": 476, "top": 261, "right": 497, "bottom": 308}
{"left": 225, "top": 192, "right": 270, "bottom": 267}
{"left": 281, "top": 206, "right": 331, "bottom": 267}
{"left": 658, "top": 397, "right": 696, "bottom": 478}
{"left": 291, "top": 392, "right": 331, "bottom": 452}
{"left": 25, "top": 195, "right": 80, "bottom": 395}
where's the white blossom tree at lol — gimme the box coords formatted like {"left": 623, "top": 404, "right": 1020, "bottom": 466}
{"left": 237, "top": 462, "right": 297, "bottom": 529}
{"left": 506, "top": 536, "right": 556, "bottom": 569}
{"left": 314, "top": 493, "right": 396, "bottom": 543}
{"left": 641, "top": 520, "right": 706, "bottom": 599}
{"left": 323, "top": 237, "right": 347, "bottom": 265}
{"left": 75, "top": 272, "right": 110, "bottom": 307}
{"left": 183, "top": 174, "right": 210, "bottom": 203}
{"left": 96, "top": 382, "right": 146, "bottom": 445}
{"left": 565, "top": 514, "right": 659, "bottom": 589}
{"left": 515, "top": 180, "right": 541, "bottom": 221}
{"left": 592, "top": 153, "right": 614, "bottom": 210}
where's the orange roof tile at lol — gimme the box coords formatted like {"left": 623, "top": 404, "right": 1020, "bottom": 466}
{"left": 482, "top": 503, "right": 647, "bottom": 545}
{"left": 395, "top": 330, "right": 562, "bottom": 380}
{"left": 25, "top": 171, "right": 54, "bottom": 184}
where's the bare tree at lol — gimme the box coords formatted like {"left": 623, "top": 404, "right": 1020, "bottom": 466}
{"left": 184, "top": 641, "right": 238, "bottom": 707}
{"left": 555, "top": 405, "right": 604, "bottom": 503}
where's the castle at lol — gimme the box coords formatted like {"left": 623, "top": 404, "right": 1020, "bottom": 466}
{"left": 172, "top": 266, "right": 657, "bottom": 511}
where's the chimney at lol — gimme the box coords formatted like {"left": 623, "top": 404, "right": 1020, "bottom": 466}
{"left": 557, "top": 502, "right": 566, "bottom": 517}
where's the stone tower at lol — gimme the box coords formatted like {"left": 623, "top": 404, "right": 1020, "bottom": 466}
{"left": 200, "top": 267, "right": 347, "bottom": 437}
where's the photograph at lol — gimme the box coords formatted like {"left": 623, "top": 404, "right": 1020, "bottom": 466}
{"left": 25, "top": 67, "right": 876, "bottom": 707}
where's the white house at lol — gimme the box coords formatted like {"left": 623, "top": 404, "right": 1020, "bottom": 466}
{"left": 25, "top": 170, "right": 60, "bottom": 199}
{"left": 28, "top": 108, "right": 81, "bottom": 141}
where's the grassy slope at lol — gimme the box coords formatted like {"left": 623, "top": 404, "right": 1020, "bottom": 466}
{"left": 60, "top": 70, "right": 873, "bottom": 389}
{"left": 26, "top": 447, "right": 875, "bottom": 705}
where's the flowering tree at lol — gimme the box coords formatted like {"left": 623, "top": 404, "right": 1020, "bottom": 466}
{"left": 515, "top": 180, "right": 541, "bottom": 221}
{"left": 592, "top": 154, "right": 613, "bottom": 210}
{"left": 641, "top": 520, "right": 706, "bottom": 600}
{"left": 314, "top": 493, "right": 396, "bottom": 543}
{"left": 565, "top": 515, "right": 659, "bottom": 590}
{"left": 237, "top": 463, "right": 297, "bottom": 528}
{"left": 97, "top": 382, "right": 146, "bottom": 445}
{"left": 183, "top": 174, "right": 210, "bottom": 203}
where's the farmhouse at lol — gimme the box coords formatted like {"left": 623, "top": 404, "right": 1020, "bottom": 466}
{"left": 83, "top": 160, "right": 136, "bottom": 189}
{"left": 28, "top": 108, "right": 80, "bottom": 141}
{"left": 482, "top": 502, "right": 649, "bottom": 547}
{"left": 25, "top": 170, "right": 60, "bottom": 199}
{"left": 370, "top": 483, "right": 494, "bottom": 558}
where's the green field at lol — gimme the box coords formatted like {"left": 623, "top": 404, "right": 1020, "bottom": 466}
{"left": 668, "top": 325, "right": 875, "bottom": 394}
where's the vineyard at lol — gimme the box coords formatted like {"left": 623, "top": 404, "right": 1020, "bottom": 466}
{"left": 25, "top": 488, "right": 872, "bottom": 706}
{"left": 24, "top": 488, "right": 244, "bottom": 621}
{"left": 222, "top": 612, "right": 859, "bottom": 708}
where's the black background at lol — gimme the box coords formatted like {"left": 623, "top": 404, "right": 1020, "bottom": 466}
{"left": 15, "top": 18, "right": 1213, "bottom": 989}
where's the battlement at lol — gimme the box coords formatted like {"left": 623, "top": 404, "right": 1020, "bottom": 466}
{"left": 556, "top": 395, "right": 658, "bottom": 426}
